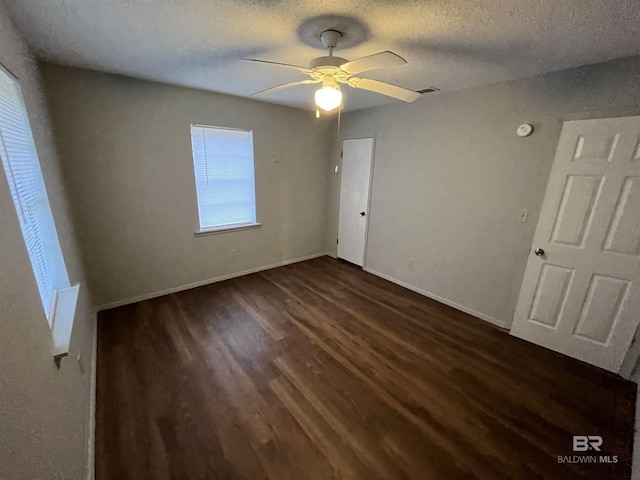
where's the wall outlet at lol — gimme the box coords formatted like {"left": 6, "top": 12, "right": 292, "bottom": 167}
{"left": 408, "top": 259, "right": 416, "bottom": 269}
{"left": 519, "top": 209, "right": 529, "bottom": 223}
{"left": 231, "top": 249, "right": 236, "bottom": 258}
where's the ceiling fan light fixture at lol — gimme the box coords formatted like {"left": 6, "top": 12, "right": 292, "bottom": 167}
{"left": 247, "top": 28, "right": 418, "bottom": 108}
{"left": 315, "top": 84, "right": 342, "bottom": 112}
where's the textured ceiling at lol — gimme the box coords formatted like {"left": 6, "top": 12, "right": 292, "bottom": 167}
{"left": 5, "top": 0, "right": 640, "bottom": 111}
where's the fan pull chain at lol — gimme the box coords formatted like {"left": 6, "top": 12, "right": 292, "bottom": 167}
{"left": 336, "top": 103, "right": 342, "bottom": 142}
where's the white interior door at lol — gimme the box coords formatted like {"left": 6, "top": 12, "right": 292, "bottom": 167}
{"left": 511, "top": 116, "right": 640, "bottom": 372}
{"left": 338, "top": 138, "right": 374, "bottom": 266}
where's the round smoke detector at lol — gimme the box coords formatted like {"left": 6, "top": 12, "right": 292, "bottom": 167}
{"left": 297, "top": 15, "right": 369, "bottom": 51}
{"left": 517, "top": 123, "right": 534, "bottom": 137}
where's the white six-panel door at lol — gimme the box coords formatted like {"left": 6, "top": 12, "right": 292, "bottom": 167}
{"left": 338, "top": 138, "right": 374, "bottom": 266}
{"left": 511, "top": 116, "right": 640, "bottom": 372}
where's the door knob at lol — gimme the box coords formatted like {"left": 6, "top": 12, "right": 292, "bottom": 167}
{"left": 534, "top": 248, "right": 545, "bottom": 257}
{"left": 360, "top": 212, "right": 366, "bottom": 216}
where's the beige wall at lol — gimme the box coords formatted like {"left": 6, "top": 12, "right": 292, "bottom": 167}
{"left": 0, "top": 3, "right": 96, "bottom": 479}
{"left": 40, "top": 64, "right": 332, "bottom": 308}
{"left": 327, "top": 55, "right": 640, "bottom": 328}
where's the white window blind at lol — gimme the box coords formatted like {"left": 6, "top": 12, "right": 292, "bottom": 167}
{"left": 190, "top": 125, "right": 257, "bottom": 230}
{"left": 0, "top": 65, "right": 70, "bottom": 324}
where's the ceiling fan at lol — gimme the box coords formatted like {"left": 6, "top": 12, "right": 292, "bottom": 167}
{"left": 244, "top": 30, "right": 420, "bottom": 113}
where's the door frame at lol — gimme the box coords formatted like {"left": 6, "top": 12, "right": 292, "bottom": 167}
{"left": 337, "top": 135, "right": 377, "bottom": 268}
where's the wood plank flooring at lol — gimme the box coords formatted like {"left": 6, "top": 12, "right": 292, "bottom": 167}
{"left": 96, "top": 256, "right": 636, "bottom": 479}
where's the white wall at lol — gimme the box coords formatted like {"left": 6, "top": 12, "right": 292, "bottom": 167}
{"left": 0, "top": 3, "right": 96, "bottom": 479}
{"left": 327, "top": 55, "right": 640, "bottom": 328}
{"left": 40, "top": 64, "right": 332, "bottom": 308}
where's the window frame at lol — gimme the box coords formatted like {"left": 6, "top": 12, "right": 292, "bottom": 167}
{"left": 189, "top": 124, "right": 260, "bottom": 235}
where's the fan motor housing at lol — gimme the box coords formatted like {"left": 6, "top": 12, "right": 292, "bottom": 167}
{"left": 309, "top": 56, "right": 348, "bottom": 69}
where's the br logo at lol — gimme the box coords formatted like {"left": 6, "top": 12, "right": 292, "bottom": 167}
{"left": 573, "top": 436, "right": 603, "bottom": 452}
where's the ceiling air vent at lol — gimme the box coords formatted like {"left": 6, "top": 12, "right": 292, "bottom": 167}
{"left": 416, "top": 87, "right": 440, "bottom": 94}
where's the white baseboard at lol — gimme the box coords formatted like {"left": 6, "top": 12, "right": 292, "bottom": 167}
{"left": 363, "top": 267, "right": 507, "bottom": 329}
{"left": 86, "top": 314, "right": 97, "bottom": 480}
{"left": 97, "top": 252, "right": 328, "bottom": 311}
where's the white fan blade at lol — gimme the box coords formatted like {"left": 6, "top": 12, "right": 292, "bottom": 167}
{"left": 340, "top": 51, "right": 407, "bottom": 75}
{"left": 251, "top": 79, "right": 318, "bottom": 96}
{"left": 348, "top": 77, "right": 420, "bottom": 102}
{"left": 243, "top": 59, "right": 313, "bottom": 75}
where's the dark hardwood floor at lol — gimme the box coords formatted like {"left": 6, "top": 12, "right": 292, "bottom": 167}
{"left": 97, "top": 256, "right": 636, "bottom": 479}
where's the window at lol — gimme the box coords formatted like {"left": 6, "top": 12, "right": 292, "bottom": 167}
{"left": 190, "top": 125, "right": 258, "bottom": 232}
{"left": 0, "top": 64, "right": 78, "bottom": 357}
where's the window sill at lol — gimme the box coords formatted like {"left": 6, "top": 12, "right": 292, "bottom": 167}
{"left": 50, "top": 283, "right": 80, "bottom": 367}
{"left": 194, "top": 222, "right": 261, "bottom": 237}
